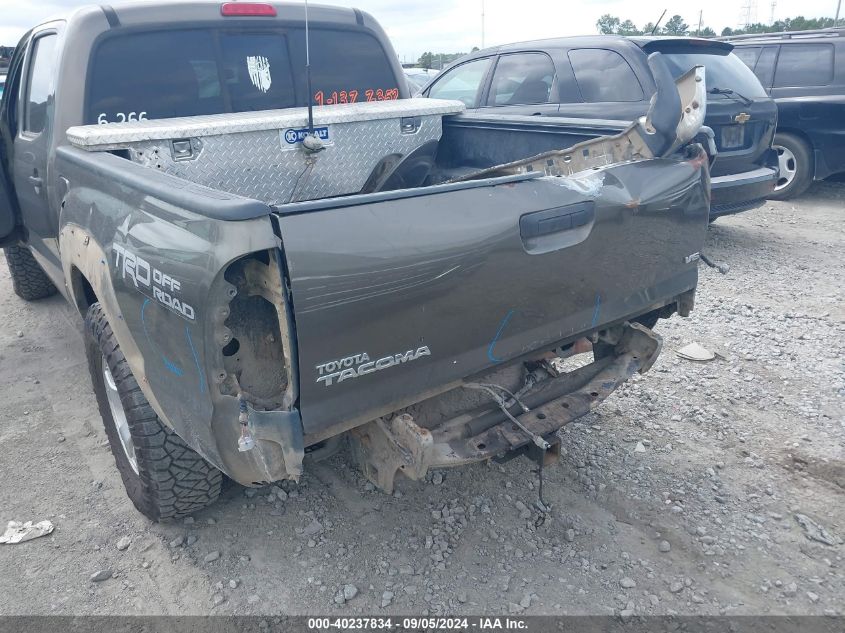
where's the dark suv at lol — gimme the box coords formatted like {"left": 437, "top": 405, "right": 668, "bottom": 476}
{"left": 726, "top": 28, "right": 845, "bottom": 199}
{"left": 421, "top": 36, "right": 779, "bottom": 218}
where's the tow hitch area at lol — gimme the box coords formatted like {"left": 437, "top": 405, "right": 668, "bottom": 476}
{"left": 349, "top": 321, "right": 662, "bottom": 493}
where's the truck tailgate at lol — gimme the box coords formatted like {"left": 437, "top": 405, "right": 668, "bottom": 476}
{"left": 275, "top": 158, "right": 709, "bottom": 438}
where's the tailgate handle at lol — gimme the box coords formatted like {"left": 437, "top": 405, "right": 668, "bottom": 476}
{"left": 519, "top": 202, "right": 595, "bottom": 238}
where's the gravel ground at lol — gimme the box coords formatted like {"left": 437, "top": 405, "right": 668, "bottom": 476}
{"left": 0, "top": 183, "right": 842, "bottom": 616}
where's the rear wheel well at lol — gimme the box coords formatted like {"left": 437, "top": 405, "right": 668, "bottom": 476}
{"left": 70, "top": 267, "right": 98, "bottom": 315}
{"left": 776, "top": 127, "right": 814, "bottom": 149}
{"left": 775, "top": 128, "right": 815, "bottom": 167}
{"left": 771, "top": 130, "right": 815, "bottom": 199}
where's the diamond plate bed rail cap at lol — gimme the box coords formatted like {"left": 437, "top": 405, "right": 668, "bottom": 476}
{"left": 66, "top": 99, "right": 466, "bottom": 150}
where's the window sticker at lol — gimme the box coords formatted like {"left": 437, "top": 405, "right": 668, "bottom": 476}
{"left": 97, "top": 112, "right": 148, "bottom": 124}
{"left": 246, "top": 55, "right": 272, "bottom": 93}
{"left": 313, "top": 88, "right": 399, "bottom": 106}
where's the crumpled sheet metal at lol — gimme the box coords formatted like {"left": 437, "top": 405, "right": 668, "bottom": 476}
{"left": 0, "top": 520, "right": 55, "bottom": 544}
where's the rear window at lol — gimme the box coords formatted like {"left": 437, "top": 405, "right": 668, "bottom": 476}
{"left": 568, "top": 49, "right": 644, "bottom": 103}
{"left": 753, "top": 47, "right": 778, "bottom": 87}
{"left": 774, "top": 44, "right": 834, "bottom": 87}
{"left": 291, "top": 29, "right": 400, "bottom": 105}
{"left": 86, "top": 28, "right": 400, "bottom": 124}
{"left": 732, "top": 46, "right": 761, "bottom": 69}
{"left": 661, "top": 50, "right": 768, "bottom": 100}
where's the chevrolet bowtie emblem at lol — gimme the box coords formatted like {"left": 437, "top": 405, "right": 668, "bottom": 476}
{"left": 734, "top": 112, "right": 751, "bottom": 124}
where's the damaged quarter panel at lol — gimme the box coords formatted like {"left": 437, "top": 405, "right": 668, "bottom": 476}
{"left": 56, "top": 147, "right": 293, "bottom": 484}
{"left": 276, "top": 156, "right": 709, "bottom": 443}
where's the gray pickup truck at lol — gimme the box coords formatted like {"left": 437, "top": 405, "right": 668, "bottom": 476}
{"left": 0, "top": 1, "right": 710, "bottom": 521}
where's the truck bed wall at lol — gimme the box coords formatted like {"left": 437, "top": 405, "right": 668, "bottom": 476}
{"left": 55, "top": 145, "right": 288, "bottom": 483}
{"left": 435, "top": 114, "right": 630, "bottom": 173}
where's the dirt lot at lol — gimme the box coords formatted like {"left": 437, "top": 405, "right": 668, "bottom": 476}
{"left": 0, "top": 183, "right": 842, "bottom": 617}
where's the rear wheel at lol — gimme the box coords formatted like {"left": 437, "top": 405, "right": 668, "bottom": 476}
{"left": 85, "top": 303, "right": 221, "bottom": 521}
{"left": 3, "top": 245, "right": 57, "bottom": 301}
{"left": 770, "top": 132, "right": 813, "bottom": 200}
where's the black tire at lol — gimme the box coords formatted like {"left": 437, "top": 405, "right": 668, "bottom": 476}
{"left": 84, "top": 302, "right": 221, "bottom": 521}
{"left": 3, "top": 245, "right": 57, "bottom": 301}
{"left": 770, "top": 132, "right": 813, "bottom": 200}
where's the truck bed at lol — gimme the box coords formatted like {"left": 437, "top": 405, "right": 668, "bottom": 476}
{"left": 56, "top": 91, "right": 709, "bottom": 483}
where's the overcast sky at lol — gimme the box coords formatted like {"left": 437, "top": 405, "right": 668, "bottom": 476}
{"left": 1, "top": 0, "right": 841, "bottom": 61}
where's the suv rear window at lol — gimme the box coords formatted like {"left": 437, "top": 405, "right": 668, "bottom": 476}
{"left": 86, "top": 28, "right": 400, "bottom": 124}
{"left": 732, "top": 47, "right": 761, "bottom": 69}
{"left": 568, "top": 49, "right": 644, "bottom": 102}
{"left": 661, "top": 50, "right": 768, "bottom": 100}
{"left": 774, "top": 44, "right": 835, "bottom": 87}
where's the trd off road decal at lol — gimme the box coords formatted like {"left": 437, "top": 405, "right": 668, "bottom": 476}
{"left": 112, "top": 244, "right": 196, "bottom": 321}
{"left": 315, "top": 346, "right": 431, "bottom": 387}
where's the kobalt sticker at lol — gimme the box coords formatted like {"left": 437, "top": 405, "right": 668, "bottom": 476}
{"left": 281, "top": 126, "right": 331, "bottom": 147}
{"left": 246, "top": 55, "right": 272, "bottom": 93}
{"left": 316, "top": 346, "right": 431, "bottom": 387}
{"left": 113, "top": 244, "right": 196, "bottom": 321}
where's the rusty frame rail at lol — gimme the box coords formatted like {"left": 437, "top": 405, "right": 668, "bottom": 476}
{"left": 350, "top": 322, "right": 662, "bottom": 493}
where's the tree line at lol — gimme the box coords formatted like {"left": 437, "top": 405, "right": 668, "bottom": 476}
{"left": 596, "top": 14, "right": 714, "bottom": 37}
{"left": 411, "top": 13, "right": 841, "bottom": 69}
{"left": 416, "top": 50, "right": 480, "bottom": 70}
{"left": 722, "top": 16, "right": 839, "bottom": 36}
{"left": 597, "top": 13, "right": 840, "bottom": 38}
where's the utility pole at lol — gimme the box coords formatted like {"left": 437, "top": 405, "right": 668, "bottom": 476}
{"left": 769, "top": 0, "right": 776, "bottom": 24}
{"left": 836, "top": 0, "right": 842, "bottom": 26}
{"left": 738, "top": 0, "right": 757, "bottom": 29}
{"left": 697, "top": 10, "right": 703, "bottom": 35}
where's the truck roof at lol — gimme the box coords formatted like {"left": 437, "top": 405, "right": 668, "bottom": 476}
{"left": 44, "top": 1, "right": 369, "bottom": 32}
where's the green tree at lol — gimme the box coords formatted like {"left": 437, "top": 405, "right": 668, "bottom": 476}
{"left": 698, "top": 26, "right": 717, "bottom": 37}
{"left": 663, "top": 14, "right": 689, "bottom": 35}
{"left": 418, "top": 52, "right": 434, "bottom": 69}
{"left": 642, "top": 22, "right": 660, "bottom": 35}
{"left": 722, "top": 14, "right": 836, "bottom": 37}
{"left": 618, "top": 19, "right": 641, "bottom": 35}
{"left": 596, "top": 14, "right": 621, "bottom": 34}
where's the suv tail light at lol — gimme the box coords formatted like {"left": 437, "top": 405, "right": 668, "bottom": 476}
{"left": 220, "top": 3, "right": 277, "bottom": 16}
